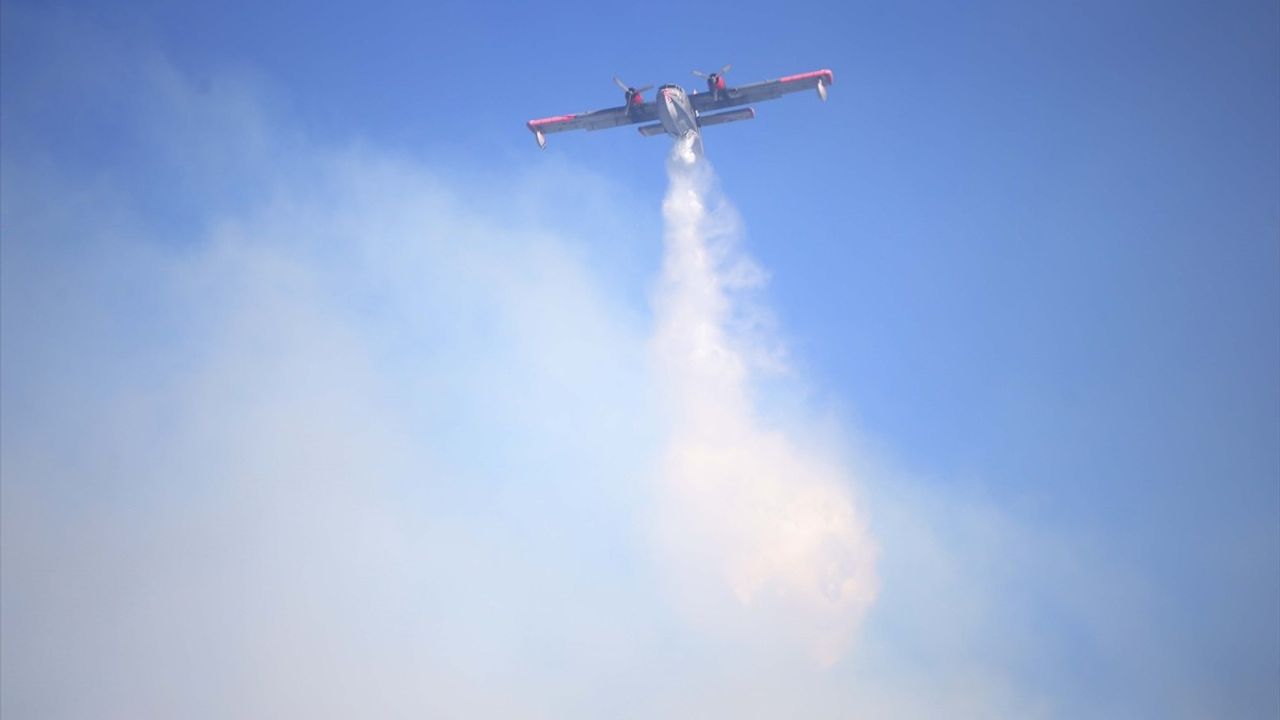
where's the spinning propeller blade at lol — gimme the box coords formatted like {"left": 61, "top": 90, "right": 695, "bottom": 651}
{"left": 693, "top": 64, "right": 732, "bottom": 80}
{"left": 614, "top": 77, "right": 652, "bottom": 104}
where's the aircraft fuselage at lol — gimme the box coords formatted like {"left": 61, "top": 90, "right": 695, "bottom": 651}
{"left": 655, "top": 84, "right": 703, "bottom": 152}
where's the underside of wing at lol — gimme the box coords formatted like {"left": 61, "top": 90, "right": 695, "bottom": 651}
{"left": 689, "top": 69, "right": 834, "bottom": 113}
{"left": 526, "top": 103, "right": 660, "bottom": 147}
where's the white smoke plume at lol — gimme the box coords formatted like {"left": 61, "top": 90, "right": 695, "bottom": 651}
{"left": 650, "top": 142, "right": 878, "bottom": 664}
{"left": 9, "top": 11, "right": 1250, "bottom": 713}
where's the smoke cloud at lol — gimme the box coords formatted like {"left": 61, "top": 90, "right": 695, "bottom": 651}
{"left": 9, "top": 8, "right": 1256, "bottom": 717}
{"left": 0, "top": 33, "right": 876, "bottom": 709}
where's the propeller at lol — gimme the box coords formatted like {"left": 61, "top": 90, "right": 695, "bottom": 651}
{"left": 692, "top": 64, "right": 732, "bottom": 98}
{"left": 692, "top": 63, "right": 732, "bottom": 79}
{"left": 613, "top": 76, "right": 653, "bottom": 107}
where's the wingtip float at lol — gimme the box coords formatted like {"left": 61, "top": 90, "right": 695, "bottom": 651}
{"left": 525, "top": 67, "right": 834, "bottom": 150}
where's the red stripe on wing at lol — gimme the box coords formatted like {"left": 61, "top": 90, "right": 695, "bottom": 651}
{"left": 527, "top": 115, "right": 577, "bottom": 128}
{"left": 779, "top": 69, "right": 835, "bottom": 85}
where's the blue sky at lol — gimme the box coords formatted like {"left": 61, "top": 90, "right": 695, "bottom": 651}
{"left": 2, "top": 0, "right": 1277, "bottom": 717}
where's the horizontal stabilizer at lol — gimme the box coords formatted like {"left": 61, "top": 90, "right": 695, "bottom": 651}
{"left": 637, "top": 123, "right": 666, "bottom": 137}
{"left": 697, "top": 107, "right": 756, "bottom": 128}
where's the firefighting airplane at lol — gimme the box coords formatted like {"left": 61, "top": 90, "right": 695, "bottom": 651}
{"left": 525, "top": 65, "right": 833, "bottom": 152}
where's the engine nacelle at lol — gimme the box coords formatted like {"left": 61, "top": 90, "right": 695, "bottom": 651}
{"left": 535, "top": 130, "right": 546, "bottom": 149}
{"left": 816, "top": 78, "right": 827, "bottom": 102}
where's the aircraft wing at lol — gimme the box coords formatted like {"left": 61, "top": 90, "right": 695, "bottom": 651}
{"left": 690, "top": 69, "right": 834, "bottom": 113}
{"left": 527, "top": 103, "right": 660, "bottom": 147}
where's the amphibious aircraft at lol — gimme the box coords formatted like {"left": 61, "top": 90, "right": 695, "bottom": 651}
{"left": 525, "top": 66, "right": 833, "bottom": 152}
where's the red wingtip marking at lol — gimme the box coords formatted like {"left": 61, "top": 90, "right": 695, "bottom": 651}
{"left": 527, "top": 114, "right": 577, "bottom": 129}
{"left": 779, "top": 69, "right": 835, "bottom": 85}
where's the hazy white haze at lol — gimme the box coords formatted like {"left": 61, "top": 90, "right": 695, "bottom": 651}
{"left": 0, "top": 24, "right": 879, "bottom": 716}
{"left": 5, "top": 6, "right": 1270, "bottom": 718}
